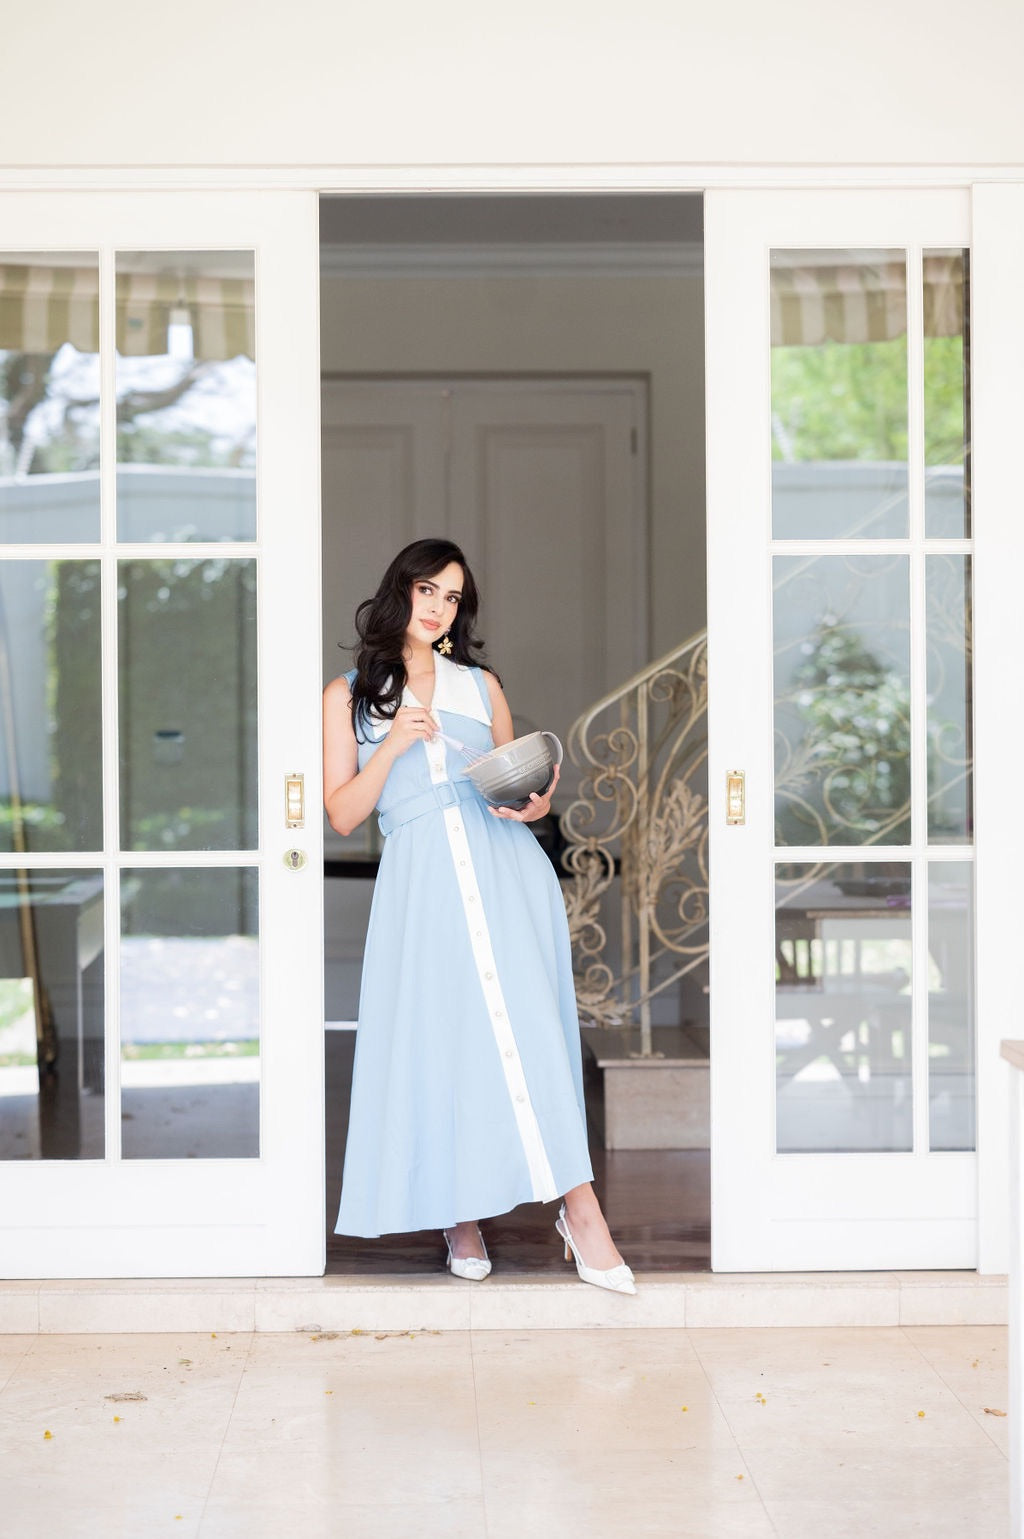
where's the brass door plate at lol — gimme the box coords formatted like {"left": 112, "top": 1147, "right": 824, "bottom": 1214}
{"left": 285, "top": 773, "right": 304, "bottom": 828}
{"left": 726, "top": 770, "right": 746, "bottom": 825}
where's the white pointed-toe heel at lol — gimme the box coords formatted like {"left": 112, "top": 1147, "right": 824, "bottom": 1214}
{"left": 443, "top": 1226, "right": 492, "bottom": 1281}
{"left": 555, "top": 1204, "right": 636, "bottom": 1296}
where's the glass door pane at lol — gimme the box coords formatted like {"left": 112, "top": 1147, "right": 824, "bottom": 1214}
{"left": 0, "top": 559, "right": 103, "bottom": 853}
{"left": 0, "top": 253, "right": 100, "bottom": 543}
{"left": 923, "top": 250, "right": 970, "bottom": 538}
{"left": 115, "top": 252, "right": 256, "bottom": 542}
{"left": 776, "top": 860, "right": 912, "bottom": 1152}
{"left": 0, "top": 869, "right": 104, "bottom": 1160}
{"left": 117, "top": 557, "right": 257, "bottom": 851}
{"left": 120, "top": 866, "right": 258, "bottom": 1159}
{"left": 2, "top": 249, "right": 263, "bottom": 1168}
{"left": 770, "top": 244, "right": 974, "bottom": 1160}
{"left": 774, "top": 553, "right": 911, "bottom": 846}
{"left": 770, "top": 249, "right": 909, "bottom": 538}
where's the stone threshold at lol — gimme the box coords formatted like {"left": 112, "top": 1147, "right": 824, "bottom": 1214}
{"left": 0, "top": 1270, "right": 1007, "bottom": 1333}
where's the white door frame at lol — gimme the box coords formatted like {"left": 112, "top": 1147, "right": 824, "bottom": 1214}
{"left": 705, "top": 184, "right": 1015, "bottom": 1273}
{"left": 0, "top": 191, "right": 325, "bottom": 1278}
{"left": 970, "top": 183, "right": 1024, "bottom": 1276}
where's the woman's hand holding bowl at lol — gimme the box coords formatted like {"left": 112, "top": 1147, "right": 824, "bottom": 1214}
{"left": 488, "top": 763, "right": 560, "bottom": 823}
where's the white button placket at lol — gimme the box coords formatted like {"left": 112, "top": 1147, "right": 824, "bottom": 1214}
{"left": 424, "top": 697, "right": 558, "bottom": 1204}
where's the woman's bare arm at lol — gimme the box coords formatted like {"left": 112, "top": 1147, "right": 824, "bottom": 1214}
{"left": 322, "top": 676, "right": 435, "bottom": 837}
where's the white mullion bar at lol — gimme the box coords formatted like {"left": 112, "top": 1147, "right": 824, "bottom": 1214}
{"left": 770, "top": 538, "right": 913, "bottom": 558}
{"left": 768, "top": 538, "right": 972, "bottom": 558}
{"left": 0, "top": 850, "right": 262, "bottom": 868}
{"left": 115, "top": 850, "right": 262, "bottom": 868}
{"left": 906, "top": 244, "right": 931, "bottom": 1159}
{"left": 777, "top": 845, "right": 914, "bottom": 864}
{"left": 0, "top": 851, "right": 108, "bottom": 869}
{"left": 920, "top": 539, "right": 973, "bottom": 557}
{"left": 0, "top": 850, "right": 261, "bottom": 868}
{"left": 100, "top": 542, "right": 260, "bottom": 562}
{"left": 0, "top": 544, "right": 136, "bottom": 561}
{"left": 0, "top": 543, "right": 259, "bottom": 561}
{"left": 98, "top": 244, "right": 122, "bottom": 1164}
{"left": 776, "top": 844, "right": 975, "bottom": 865}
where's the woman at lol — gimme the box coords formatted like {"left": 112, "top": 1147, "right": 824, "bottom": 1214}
{"left": 323, "top": 537, "right": 634, "bottom": 1295}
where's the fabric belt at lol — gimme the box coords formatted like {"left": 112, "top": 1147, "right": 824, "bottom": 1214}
{"left": 378, "top": 778, "right": 480, "bottom": 836}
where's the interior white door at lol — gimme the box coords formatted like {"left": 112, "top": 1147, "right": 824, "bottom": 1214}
{"left": 321, "top": 377, "right": 646, "bottom": 809}
{"left": 705, "top": 189, "right": 977, "bottom": 1270}
{"left": 0, "top": 191, "right": 323, "bottom": 1278}
{"left": 446, "top": 381, "right": 647, "bottom": 746}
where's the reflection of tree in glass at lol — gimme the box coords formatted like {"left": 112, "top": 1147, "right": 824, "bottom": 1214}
{"left": 117, "top": 357, "right": 256, "bottom": 469}
{"left": 922, "top": 336, "right": 967, "bottom": 468}
{"left": 0, "top": 348, "right": 100, "bottom": 476}
{"left": 1, "top": 347, "right": 254, "bottom": 477}
{"left": 51, "top": 562, "right": 102, "bottom": 851}
{"left": 771, "top": 340, "right": 908, "bottom": 463}
{"left": 115, "top": 558, "right": 257, "bottom": 854}
{"left": 777, "top": 621, "right": 911, "bottom": 845}
{"left": 771, "top": 336, "right": 965, "bottom": 465}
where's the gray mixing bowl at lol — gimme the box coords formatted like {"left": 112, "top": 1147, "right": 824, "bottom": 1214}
{"left": 465, "top": 730, "right": 563, "bottom": 809}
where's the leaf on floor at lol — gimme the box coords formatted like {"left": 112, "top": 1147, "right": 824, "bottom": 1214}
{"left": 984, "top": 1407, "right": 1007, "bottom": 1417}
{"left": 309, "top": 1333, "right": 341, "bottom": 1341}
{"left": 43, "top": 1430, "right": 53, "bottom": 1440}
{"left": 917, "top": 1411, "right": 926, "bottom": 1418}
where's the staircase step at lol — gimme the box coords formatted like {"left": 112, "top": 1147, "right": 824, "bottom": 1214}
{"left": 0, "top": 1271, "right": 1005, "bottom": 1332}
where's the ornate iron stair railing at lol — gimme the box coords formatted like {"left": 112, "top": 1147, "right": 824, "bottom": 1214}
{"left": 560, "top": 628, "right": 709, "bottom": 1059}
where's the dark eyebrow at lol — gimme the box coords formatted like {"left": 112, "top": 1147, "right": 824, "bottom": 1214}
{"left": 420, "top": 579, "right": 462, "bottom": 599}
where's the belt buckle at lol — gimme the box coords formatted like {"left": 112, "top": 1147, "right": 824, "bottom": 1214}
{"left": 433, "top": 781, "right": 458, "bottom": 812}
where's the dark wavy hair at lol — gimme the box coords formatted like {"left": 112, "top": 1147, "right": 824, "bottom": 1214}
{"left": 348, "top": 538, "right": 490, "bottom": 728}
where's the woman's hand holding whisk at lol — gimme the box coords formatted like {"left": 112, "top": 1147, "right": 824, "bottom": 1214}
{"left": 387, "top": 707, "right": 437, "bottom": 757}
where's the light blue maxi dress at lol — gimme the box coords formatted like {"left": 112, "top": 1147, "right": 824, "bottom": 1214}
{"left": 334, "top": 653, "right": 594, "bottom": 1238}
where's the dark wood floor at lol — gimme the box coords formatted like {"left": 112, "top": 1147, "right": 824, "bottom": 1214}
{"left": 325, "top": 1031, "right": 710, "bottom": 1275}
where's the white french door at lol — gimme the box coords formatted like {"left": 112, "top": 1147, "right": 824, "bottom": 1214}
{"left": 0, "top": 192, "right": 324, "bottom": 1277}
{"left": 706, "top": 188, "right": 985, "bottom": 1270}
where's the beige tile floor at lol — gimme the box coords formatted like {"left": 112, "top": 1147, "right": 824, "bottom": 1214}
{"left": 0, "top": 1325, "right": 1008, "bottom": 1538}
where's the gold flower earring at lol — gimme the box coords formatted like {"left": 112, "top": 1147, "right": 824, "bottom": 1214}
{"left": 437, "top": 632, "right": 453, "bottom": 657}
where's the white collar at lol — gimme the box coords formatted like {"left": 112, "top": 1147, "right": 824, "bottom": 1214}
{"left": 366, "top": 654, "right": 490, "bottom": 737}
{"left": 403, "top": 653, "right": 490, "bottom": 723}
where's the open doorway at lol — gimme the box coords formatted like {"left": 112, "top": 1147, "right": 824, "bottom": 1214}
{"left": 319, "top": 193, "right": 709, "bottom": 1272}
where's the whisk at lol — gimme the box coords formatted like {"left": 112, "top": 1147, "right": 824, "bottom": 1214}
{"left": 436, "top": 730, "right": 489, "bottom": 767}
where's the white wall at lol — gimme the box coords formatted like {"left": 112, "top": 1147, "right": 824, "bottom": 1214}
{"left": 320, "top": 272, "right": 707, "bottom": 654}
{"left": 2, "top": 1, "right": 1022, "bottom": 171}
